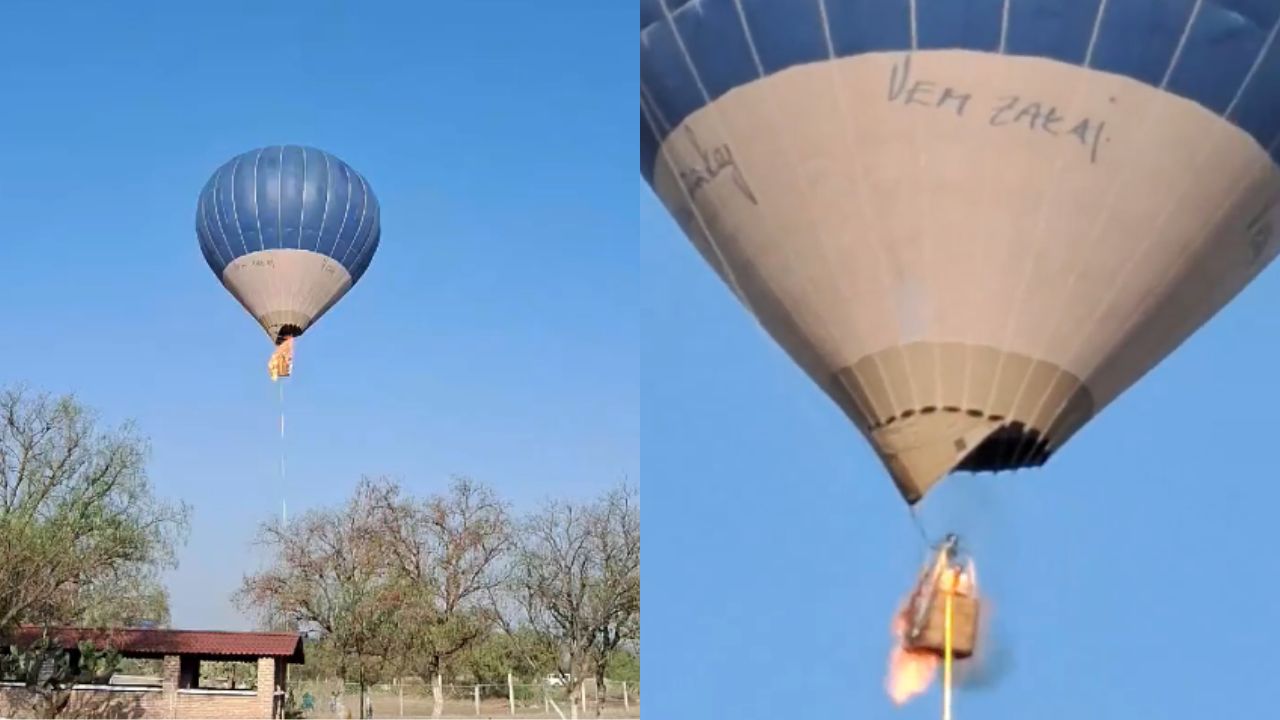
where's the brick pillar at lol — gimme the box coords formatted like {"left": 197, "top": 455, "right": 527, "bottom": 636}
{"left": 256, "top": 657, "right": 277, "bottom": 719}
{"left": 161, "top": 655, "right": 180, "bottom": 719}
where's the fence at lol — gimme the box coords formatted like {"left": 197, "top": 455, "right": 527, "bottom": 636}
{"left": 293, "top": 676, "right": 639, "bottom": 719}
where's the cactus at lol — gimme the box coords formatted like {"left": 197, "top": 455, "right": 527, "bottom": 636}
{"left": 0, "top": 629, "right": 119, "bottom": 718}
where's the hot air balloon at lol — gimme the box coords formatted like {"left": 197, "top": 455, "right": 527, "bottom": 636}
{"left": 641, "top": 0, "right": 1280, "bottom": 505}
{"left": 196, "top": 145, "right": 380, "bottom": 379}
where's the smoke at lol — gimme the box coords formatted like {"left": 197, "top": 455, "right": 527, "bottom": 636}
{"left": 924, "top": 472, "right": 1008, "bottom": 556}
{"left": 916, "top": 470, "right": 1021, "bottom": 612}
{"left": 956, "top": 598, "right": 1015, "bottom": 691}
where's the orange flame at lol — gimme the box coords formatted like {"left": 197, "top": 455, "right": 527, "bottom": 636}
{"left": 886, "top": 616, "right": 939, "bottom": 705}
{"left": 885, "top": 560, "right": 978, "bottom": 706}
{"left": 268, "top": 337, "right": 294, "bottom": 381}
{"left": 943, "top": 560, "right": 975, "bottom": 595}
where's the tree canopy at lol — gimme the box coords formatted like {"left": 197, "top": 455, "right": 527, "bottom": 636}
{"left": 0, "top": 387, "right": 189, "bottom": 632}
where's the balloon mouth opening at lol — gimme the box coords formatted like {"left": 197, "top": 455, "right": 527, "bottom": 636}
{"left": 275, "top": 325, "right": 304, "bottom": 345}
{"left": 955, "top": 421, "right": 1052, "bottom": 473}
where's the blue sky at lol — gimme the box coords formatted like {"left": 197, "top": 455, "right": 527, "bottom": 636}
{"left": 643, "top": 171, "right": 1280, "bottom": 719}
{"left": 0, "top": 1, "right": 635, "bottom": 630}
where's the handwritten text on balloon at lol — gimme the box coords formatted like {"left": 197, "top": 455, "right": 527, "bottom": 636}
{"left": 887, "top": 55, "right": 1110, "bottom": 164}
{"left": 675, "top": 126, "right": 759, "bottom": 205}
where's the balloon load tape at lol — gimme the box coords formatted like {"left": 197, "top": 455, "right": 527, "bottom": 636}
{"left": 901, "top": 534, "right": 979, "bottom": 659}
{"left": 268, "top": 337, "right": 295, "bottom": 382}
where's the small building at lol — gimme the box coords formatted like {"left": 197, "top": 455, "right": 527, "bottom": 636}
{"left": 0, "top": 626, "right": 304, "bottom": 719}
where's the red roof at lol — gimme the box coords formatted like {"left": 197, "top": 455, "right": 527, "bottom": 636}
{"left": 6, "top": 627, "right": 304, "bottom": 663}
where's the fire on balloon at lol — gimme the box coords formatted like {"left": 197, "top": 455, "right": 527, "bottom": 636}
{"left": 886, "top": 534, "right": 980, "bottom": 711}
{"left": 268, "top": 337, "right": 295, "bottom": 381}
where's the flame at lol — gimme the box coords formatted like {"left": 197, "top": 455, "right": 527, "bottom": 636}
{"left": 886, "top": 615, "right": 939, "bottom": 705}
{"left": 885, "top": 560, "right": 979, "bottom": 707}
{"left": 942, "top": 561, "right": 975, "bottom": 595}
{"left": 268, "top": 337, "right": 295, "bottom": 381}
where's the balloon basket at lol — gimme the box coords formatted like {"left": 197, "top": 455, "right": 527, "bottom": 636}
{"left": 903, "top": 591, "right": 979, "bottom": 659}
{"left": 900, "top": 534, "right": 980, "bottom": 659}
{"left": 268, "top": 337, "right": 295, "bottom": 382}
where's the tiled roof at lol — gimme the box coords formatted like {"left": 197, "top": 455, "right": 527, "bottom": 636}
{"left": 6, "top": 626, "right": 305, "bottom": 662}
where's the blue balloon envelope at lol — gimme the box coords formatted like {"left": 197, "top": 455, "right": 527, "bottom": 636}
{"left": 197, "top": 145, "right": 380, "bottom": 345}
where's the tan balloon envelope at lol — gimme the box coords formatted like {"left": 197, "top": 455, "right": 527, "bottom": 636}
{"left": 644, "top": 49, "right": 1280, "bottom": 504}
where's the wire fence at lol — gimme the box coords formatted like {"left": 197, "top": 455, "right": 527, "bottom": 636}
{"left": 292, "top": 677, "right": 639, "bottom": 719}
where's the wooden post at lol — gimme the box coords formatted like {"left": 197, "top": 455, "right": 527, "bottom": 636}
{"left": 580, "top": 682, "right": 587, "bottom": 713}
{"left": 507, "top": 672, "right": 515, "bottom": 715}
{"left": 623, "top": 681, "right": 629, "bottom": 711}
{"left": 398, "top": 682, "right": 404, "bottom": 717}
{"left": 474, "top": 684, "right": 481, "bottom": 715}
{"left": 544, "top": 686, "right": 549, "bottom": 714}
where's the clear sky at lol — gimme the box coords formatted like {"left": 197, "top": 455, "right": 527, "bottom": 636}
{"left": 0, "top": 1, "right": 635, "bottom": 631}
{"left": 643, "top": 178, "right": 1280, "bottom": 719}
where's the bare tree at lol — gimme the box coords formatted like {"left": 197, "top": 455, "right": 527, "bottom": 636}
{"left": 372, "top": 476, "right": 512, "bottom": 718}
{"left": 0, "top": 387, "right": 189, "bottom": 632}
{"left": 241, "top": 475, "right": 640, "bottom": 720}
{"left": 238, "top": 478, "right": 401, "bottom": 719}
{"left": 510, "top": 483, "right": 640, "bottom": 720}
{"left": 584, "top": 485, "right": 639, "bottom": 716}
